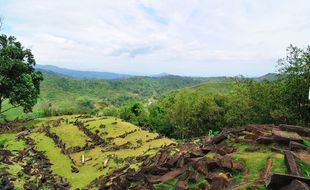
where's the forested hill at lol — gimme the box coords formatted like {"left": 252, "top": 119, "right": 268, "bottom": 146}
{"left": 36, "top": 64, "right": 130, "bottom": 79}
{"left": 2, "top": 67, "right": 276, "bottom": 120}
{"left": 39, "top": 68, "right": 210, "bottom": 101}
{"left": 2, "top": 68, "right": 215, "bottom": 120}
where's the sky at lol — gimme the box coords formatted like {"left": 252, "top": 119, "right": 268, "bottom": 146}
{"left": 0, "top": 0, "right": 310, "bottom": 77}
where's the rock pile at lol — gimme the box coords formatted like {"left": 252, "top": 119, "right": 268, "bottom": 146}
{"left": 88, "top": 124, "right": 310, "bottom": 190}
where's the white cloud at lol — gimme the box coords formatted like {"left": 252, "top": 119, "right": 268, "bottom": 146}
{"left": 0, "top": 0, "right": 310, "bottom": 76}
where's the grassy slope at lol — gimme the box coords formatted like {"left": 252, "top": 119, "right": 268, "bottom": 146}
{"left": 0, "top": 115, "right": 174, "bottom": 189}
{"left": 1, "top": 117, "right": 310, "bottom": 189}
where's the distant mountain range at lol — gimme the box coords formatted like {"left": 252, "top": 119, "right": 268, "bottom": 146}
{"left": 35, "top": 64, "right": 277, "bottom": 80}
{"left": 35, "top": 65, "right": 131, "bottom": 80}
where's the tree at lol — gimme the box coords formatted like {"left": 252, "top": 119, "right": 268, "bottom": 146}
{"left": 0, "top": 34, "right": 43, "bottom": 114}
{"left": 167, "top": 90, "right": 223, "bottom": 138}
{"left": 277, "top": 45, "right": 310, "bottom": 126}
{"left": 119, "top": 101, "right": 148, "bottom": 126}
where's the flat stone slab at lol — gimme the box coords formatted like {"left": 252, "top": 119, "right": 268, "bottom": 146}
{"left": 266, "top": 173, "right": 310, "bottom": 190}
{"left": 280, "top": 179, "right": 310, "bottom": 190}
{"left": 284, "top": 150, "right": 301, "bottom": 176}
{"left": 279, "top": 124, "right": 310, "bottom": 137}
{"left": 272, "top": 129, "right": 302, "bottom": 143}
{"left": 289, "top": 141, "right": 307, "bottom": 151}
{"left": 256, "top": 136, "right": 274, "bottom": 144}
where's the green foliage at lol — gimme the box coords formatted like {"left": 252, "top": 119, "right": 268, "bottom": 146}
{"left": 303, "top": 139, "right": 310, "bottom": 147}
{"left": 0, "top": 34, "right": 43, "bottom": 115}
{"left": 208, "top": 130, "right": 220, "bottom": 137}
{"left": 224, "top": 78, "right": 289, "bottom": 127}
{"left": 297, "top": 160, "right": 310, "bottom": 178}
{"left": 119, "top": 101, "right": 149, "bottom": 126}
{"left": 150, "top": 90, "right": 226, "bottom": 138}
{"left": 277, "top": 45, "right": 310, "bottom": 126}
{"left": 0, "top": 138, "right": 8, "bottom": 147}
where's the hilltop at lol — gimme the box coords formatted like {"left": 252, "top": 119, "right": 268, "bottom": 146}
{"left": 0, "top": 115, "right": 173, "bottom": 189}
{"left": 1, "top": 116, "right": 309, "bottom": 189}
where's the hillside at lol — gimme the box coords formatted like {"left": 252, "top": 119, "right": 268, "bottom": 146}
{"left": 1, "top": 116, "right": 309, "bottom": 189}
{"left": 0, "top": 115, "right": 173, "bottom": 189}
{"left": 1, "top": 71, "right": 224, "bottom": 120}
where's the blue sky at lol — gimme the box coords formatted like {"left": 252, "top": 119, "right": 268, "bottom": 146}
{"left": 1, "top": 0, "right": 310, "bottom": 76}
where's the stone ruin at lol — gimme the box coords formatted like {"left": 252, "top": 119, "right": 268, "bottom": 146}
{"left": 74, "top": 120, "right": 106, "bottom": 146}
{"left": 0, "top": 132, "right": 70, "bottom": 190}
{"left": 88, "top": 124, "right": 310, "bottom": 190}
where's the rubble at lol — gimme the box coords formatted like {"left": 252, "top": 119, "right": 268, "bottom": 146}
{"left": 94, "top": 123, "right": 310, "bottom": 190}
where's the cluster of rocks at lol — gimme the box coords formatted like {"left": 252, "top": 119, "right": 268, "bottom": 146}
{"left": 0, "top": 171, "right": 14, "bottom": 190}
{"left": 46, "top": 118, "right": 68, "bottom": 127}
{"left": 21, "top": 148, "right": 70, "bottom": 190}
{"left": 84, "top": 124, "right": 310, "bottom": 190}
{"left": 89, "top": 131, "right": 244, "bottom": 190}
{"left": 0, "top": 132, "right": 70, "bottom": 190}
{"left": 74, "top": 120, "right": 106, "bottom": 145}
{"left": 75, "top": 115, "right": 93, "bottom": 119}
{"left": 43, "top": 126, "right": 68, "bottom": 154}
{"left": 115, "top": 129, "right": 138, "bottom": 138}
{"left": 0, "top": 149, "right": 14, "bottom": 164}
{"left": 0, "top": 118, "right": 33, "bottom": 133}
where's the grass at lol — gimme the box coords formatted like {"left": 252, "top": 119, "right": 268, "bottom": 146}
{"left": 50, "top": 123, "right": 89, "bottom": 148}
{"left": 297, "top": 160, "right": 310, "bottom": 178}
{"left": 22, "top": 115, "right": 174, "bottom": 189}
{"left": 86, "top": 117, "right": 139, "bottom": 138}
{"left": 0, "top": 133, "right": 25, "bottom": 152}
{"left": 303, "top": 139, "right": 310, "bottom": 147}
{"left": 271, "top": 155, "right": 287, "bottom": 173}
{"left": 153, "top": 178, "right": 178, "bottom": 190}
{"left": 29, "top": 132, "right": 108, "bottom": 189}
{"left": 231, "top": 143, "right": 286, "bottom": 181}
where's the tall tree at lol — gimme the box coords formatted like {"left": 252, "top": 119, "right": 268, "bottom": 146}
{"left": 278, "top": 45, "right": 310, "bottom": 126}
{"left": 0, "top": 34, "right": 43, "bottom": 114}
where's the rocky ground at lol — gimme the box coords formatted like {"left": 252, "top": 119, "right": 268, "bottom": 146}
{"left": 97, "top": 124, "right": 310, "bottom": 190}
{"left": 0, "top": 116, "right": 310, "bottom": 190}
{"left": 0, "top": 115, "right": 173, "bottom": 189}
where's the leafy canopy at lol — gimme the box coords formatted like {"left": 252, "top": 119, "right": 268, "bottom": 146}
{"left": 0, "top": 34, "right": 43, "bottom": 114}
{"left": 278, "top": 45, "right": 310, "bottom": 126}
